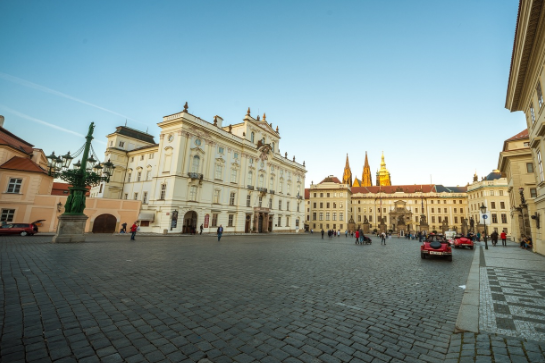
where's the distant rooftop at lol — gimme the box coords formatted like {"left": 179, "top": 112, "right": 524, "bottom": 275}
{"left": 112, "top": 126, "right": 155, "bottom": 144}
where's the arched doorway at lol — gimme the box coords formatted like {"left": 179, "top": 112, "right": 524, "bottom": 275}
{"left": 183, "top": 211, "right": 197, "bottom": 234}
{"left": 92, "top": 214, "right": 117, "bottom": 233}
{"left": 245, "top": 215, "right": 251, "bottom": 233}
{"left": 258, "top": 214, "right": 263, "bottom": 233}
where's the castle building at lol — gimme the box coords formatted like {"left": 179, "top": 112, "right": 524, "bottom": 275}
{"left": 467, "top": 170, "right": 511, "bottom": 235}
{"left": 505, "top": 1, "right": 545, "bottom": 254}
{"left": 498, "top": 129, "right": 537, "bottom": 244}
{"left": 91, "top": 104, "right": 307, "bottom": 234}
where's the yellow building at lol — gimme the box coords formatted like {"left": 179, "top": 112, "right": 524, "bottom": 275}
{"left": 308, "top": 176, "right": 352, "bottom": 232}
{"left": 505, "top": 0, "right": 545, "bottom": 254}
{"left": 498, "top": 129, "right": 538, "bottom": 246}
{"left": 467, "top": 170, "right": 512, "bottom": 237}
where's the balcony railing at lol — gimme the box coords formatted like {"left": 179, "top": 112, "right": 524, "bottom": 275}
{"left": 247, "top": 185, "right": 254, "bottom": 190}
{"left": 296, "top": 194, "right": 303, "bottom": 200}
{"left": 188, "top": 172, "right": 203, "bottom": 180}
{"left": 269, "top": 190, "right": 275, "bottom": 194}
{"left": 257, "top": 187, "right": 267, "bottom": 193}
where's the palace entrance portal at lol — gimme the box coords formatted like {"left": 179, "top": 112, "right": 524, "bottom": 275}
{"left": 182, "top": 211, "right": 197, "bottom": 234}
{"left": 253, "top": 207, "right": 270, "bottom": 233}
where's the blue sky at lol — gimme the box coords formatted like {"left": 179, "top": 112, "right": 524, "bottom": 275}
{"left": 0, "top": 0, "right": 524, "bottom": 187}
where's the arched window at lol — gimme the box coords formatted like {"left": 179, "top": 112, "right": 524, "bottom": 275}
{"left": 258, "top": 174, "right": 264, "bottom": 188}
{"left": 269, "top": 177, "right": 274, "bottom": 190}
{"left": 247, "top": 171, "right": 253, "bottom": 186}
{"left": 192, "top": 155, "right": 200, "bottom": 173}
{"left": 251, "top": 132, "right": 254, "bottom": 143}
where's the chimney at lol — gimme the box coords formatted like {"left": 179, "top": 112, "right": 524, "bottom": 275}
{"left": 214, "top": 115, "right": 223, "bottom": 128}
{"left": 0, "top": 115, "right": 4, "bottom": 128}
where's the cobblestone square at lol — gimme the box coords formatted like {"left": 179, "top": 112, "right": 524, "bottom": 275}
{"left": 0, "top": 234, "right": 542, "bottom": 362}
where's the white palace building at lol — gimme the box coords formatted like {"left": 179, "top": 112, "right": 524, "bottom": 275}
{"left": 90, "top": 103, "right": 307, "bottom": 234}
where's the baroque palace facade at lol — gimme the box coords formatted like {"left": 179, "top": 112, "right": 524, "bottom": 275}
{"left": 305, "top": 154, "right": 470, "bottom": 234}
{"left": 91, "top": 103, "right": 307, "bottom": 234}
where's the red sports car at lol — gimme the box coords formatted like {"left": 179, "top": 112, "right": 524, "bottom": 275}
{"left": 421, "top": 234, "right": 452, "bottom": 261}
{"left": 453, "top": 234, "right": 474, "bottom": 250}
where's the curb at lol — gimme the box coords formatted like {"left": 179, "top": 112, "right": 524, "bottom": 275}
{"left": 454, "top": 243, "right": 480, "bottom": 333}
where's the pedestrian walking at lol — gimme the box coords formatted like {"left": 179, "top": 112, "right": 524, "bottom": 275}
{"left": 217, "top": 224, "right": 224, "bottom": 241}
{"left": 321, "top": 229, "right": 324, "bottom": 239}
{"left": 121, "top": 222, "right": 127, "bottom": 233}
{"left": 200, "top": 224, "right": 204, "bottom": 235}
{"left": 355, "top": 230, "right": 360, "bottom": 244}
{"left": 345, "top": 230, "right": 348, "bottom": 237}
{"left": 500, "top": 231, "right": 507, "bottom": 246}
{"left": 381, "top": 232, "right": 386, "bottom": 245}
{"left": 476, "top": 232, "right": 481, "bottom": 242}
{"left": 491, "top": 231, "right": 499, "bottom": 246}
{"left": 130, "top": 222, "right": 138, "bottom": 240}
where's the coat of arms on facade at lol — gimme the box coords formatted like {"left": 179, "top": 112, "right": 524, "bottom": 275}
{"left": 256, "top": 140, "right": 271, "bottom": 161}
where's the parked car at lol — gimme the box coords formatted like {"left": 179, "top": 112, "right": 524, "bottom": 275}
{"left": 453, "top": 234, "right": 474, "bottom": 250}
{"left": 421, "top": 233, "right": 452, "bottom": 261}
{"left": 0, "top": 220, "right": 43, "bottom": 236}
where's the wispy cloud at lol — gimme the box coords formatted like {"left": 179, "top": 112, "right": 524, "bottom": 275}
{"left": 0, "top": 105, "right": 106, "bottom": 145}
{"left": 0, "top": 72, "right": 146, "bottom": 126}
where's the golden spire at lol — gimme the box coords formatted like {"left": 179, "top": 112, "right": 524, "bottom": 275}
{"left": 376, "top": 152, "right": 391, "bottom": 186}
{"left": 342, "top": 154, "right": 352, "bottom": 185}
{"left": 361, "top": 151, "right": 372, "bottom": 187}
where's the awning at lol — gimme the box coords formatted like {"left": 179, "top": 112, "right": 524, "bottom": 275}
{"left": 138, "top": 211, "right": 155, "bottom": 222}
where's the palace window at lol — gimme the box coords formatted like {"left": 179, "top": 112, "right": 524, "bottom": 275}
{"left": 1, "top": 209, "right": 15, "bottom": 222}
{"left": 492, "top": 214, "right": 498, "bottom": 223}
{"left": 278, "top": 216, "right": 282, "bottom": 227}
{"left": 211, "top": 213, "right": 218, "bottom": 227}
{"left": 444, "top": 208, "right": 447, "bottom": 213}
{"left": 215, "top": 164, "right": 223, "bottom": 180}
{"left": 320, "top": 193, "right": 323, "bottom": 197}
{"left": 246, "top": 195, "right": 251, "bottom": 207}
{"left": 213, "top": 190, "right": 220, "bottom": 203}
{"left": 538, "top": 81, "right": 544, "bottom": 107}
{"left": 454, "top": 216, "right": 458, "bottom": 223}
{"left": 269, "top": 198, "right": 272, "bottom": 209}
{"left": 527, "top": 162, "right": 534, "bottom": 173}
{"left": 231, "top": 169, "right": 238, "bottom": 183}
{"left": 490, "top": 191, "right": 494, "bottom": 196}
{"left": 332, "top": 213, "right": 336, "bottom": 221}
{"left": 326, "top": 203, "right": 330, "bottom": 208}
{"left": 259, "top": 196, "right": 263, "bottom": 207}
{"left": 313, "top": 212, "right": 316, "bottom": 220}
{"left": 259, "top": 174, "right": 264, "bottom": 188}
{"left": 327, "top": 193, "right": 330, "bottom": 197}
{"left": 415, "top": 208, "right": 418, "bottom": 213}
{"left": 454, "top": 208, "right": 457, "bottom": 213}
{"left": 228, "top": 215, "right": 234, "bottom": 227}
{"left": 269, "top": 177, "right": 274, "bottom": 190}
{"left": 539, "top": 150, "right": 544, "bottom": 181}
{"left": 531, "top": 188, "right": 537, "bottom": 198}
{"left": 432, "top": 216, "right": 435, "bottom": 223}
{"left": 218, "top": 147, "right": 224, "bottom": 154}
{"left": 491, "top": 202, "right": 496, "bottom": 209}
{"left": 6, "top": 178, "right": 22, "bottom": 194}
{"left": 247, "top": 171, "right": 253, "bottom": 186}
{"left": 358, "top": 216, "right": 361, "bottom": 222}
{"left": 119, "top": 141, "right": 125, "bottom": 148}
{"left": 530, "top": 103, "right": 536, "bottom": 123}
{"left": 137, "top": 171, "right": 141, "bottom": 182}
{"left": 127, "top": 173, "right": 132, "bottom": 182}
{"left": 500, "top": 202, "right": 505, "bottom": 209}
{"left": 143, "top": 192, "right": 148, "bottom": 204}
{"left": 229, "top": 192, "right": 235, "bottom": 206}
{"left": 415, "top": 216, "right": 419, "bottom": 222}
{"left": 159, "top": 184, "right": 166, "bottom": 200}
{"left": 278, "top": 200, "right": 282, "bottom": 210}
{"left": 369, "top": 215, "right": 372, "bottom": 222}
{"left": 189, "top": 186, "right": 197, "bottom": 200}
{"left": 431, "top": 208, "right": 434, "bottom": 213}
{"left": 501, "top": 214, "right": 507, "bottom": 223}
{"left": 313, "top": 203, "right": 316, "bottom": 208}
{"left": 333, "top": 203, "right": 337, "bottom": 208}
{"left": 438, "top": 216, "right": 442, "bottom": 223}
{"left": 192, "top": 155, "right": 200, "bottom": 173}
{"left": 287, "top": 201, "right": 290, "bottom": 211}
{"left": 460, "top": 208, "right": 463, "bottom": 213}
{"left": 340, "top": 213, "right": 343, "bottom": 221}
{"left": 147, "top": 170, "right": 152, "bottom": 180}
{"left": 134, "top": 193, "right": 138, "bottom": 200}
{"left": 320, "top": 202, "right": 323, "bottom": 208}
{"left": 319, "top": 212, "right": 323, "bottom": 221}
{"left": 149, "top": 153, "right": 154, "bottom": 159}
{"left": 251, "top": 132, "right": 254, "bottom": 143}
{"left": 326, "top": 212, "right": 330, "bottom": 221}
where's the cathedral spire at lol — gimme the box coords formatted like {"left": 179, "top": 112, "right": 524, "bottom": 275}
{"left": 376, "top": 152, "right": 392, "bottom": 186}
{"left": 361, "top": 151, "right": 373, "bottom": 187}
{"left": 342, "top": 154, "right": 352, "bottom": 185}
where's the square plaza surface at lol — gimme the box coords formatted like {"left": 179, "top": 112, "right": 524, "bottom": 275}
{"left": 0, "top": 234, "right": 541, "bottom": 363}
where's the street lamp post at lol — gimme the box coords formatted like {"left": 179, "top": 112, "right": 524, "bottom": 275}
{"left": 47, "top": 122, "right": 115, "bottom": 243}
{"left": 479, "top": 203, "right": 489, "bottom": 250}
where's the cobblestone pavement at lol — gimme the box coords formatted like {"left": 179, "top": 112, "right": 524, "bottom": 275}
{"left": 0, "top": 234, "right": 533, "bottom": 362}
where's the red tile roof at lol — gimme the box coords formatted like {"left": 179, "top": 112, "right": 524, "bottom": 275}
{"left": 0, "top": 156, "right": 47, "bottom": 174}
{"left": 318, "top": 176, "right": 342, "bottom": 184}
{"left": 352, "top": 185, "right": 437, "bottom": 194}
{"left": 0, "top": 127, "right": 34, "bottom": 155}
{"left": 506, "top": 129, "right": 529, "bottom": 142}
{"left": 51, "top": 182, "right": 90, "bottom": 196}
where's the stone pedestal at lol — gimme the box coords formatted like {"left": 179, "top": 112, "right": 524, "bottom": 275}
{"left": 362, "top": 222, "right": 370, "bottom": 234}
{"left": 52, "top": 214, "right": 89, "bottom": 243}
{"left": 419, "top": 223, "right": 429, "bottom": 233}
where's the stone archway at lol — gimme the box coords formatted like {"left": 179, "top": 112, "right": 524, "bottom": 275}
{"left": 92, "top": 214, "right": 117, "bottom": 233}
{"left": 182, "top": 211, "right": 197, "bottom": 234}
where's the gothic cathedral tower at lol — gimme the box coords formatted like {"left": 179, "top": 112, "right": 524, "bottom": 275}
{"left": 375, "top": 152, "right": 392, "bottom": 186}
{"left": 342, "top": 154, "right": 353, "bottom": 185}
{"left": 361, "top": 151, "right": 373, "bottom": 187}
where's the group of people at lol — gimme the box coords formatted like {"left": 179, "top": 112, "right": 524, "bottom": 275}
{"left": 520, "top": 234, "right": 533, "bottom": 250}
{"left": 120, "top": 222, "right": 139, "bottom": 240}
